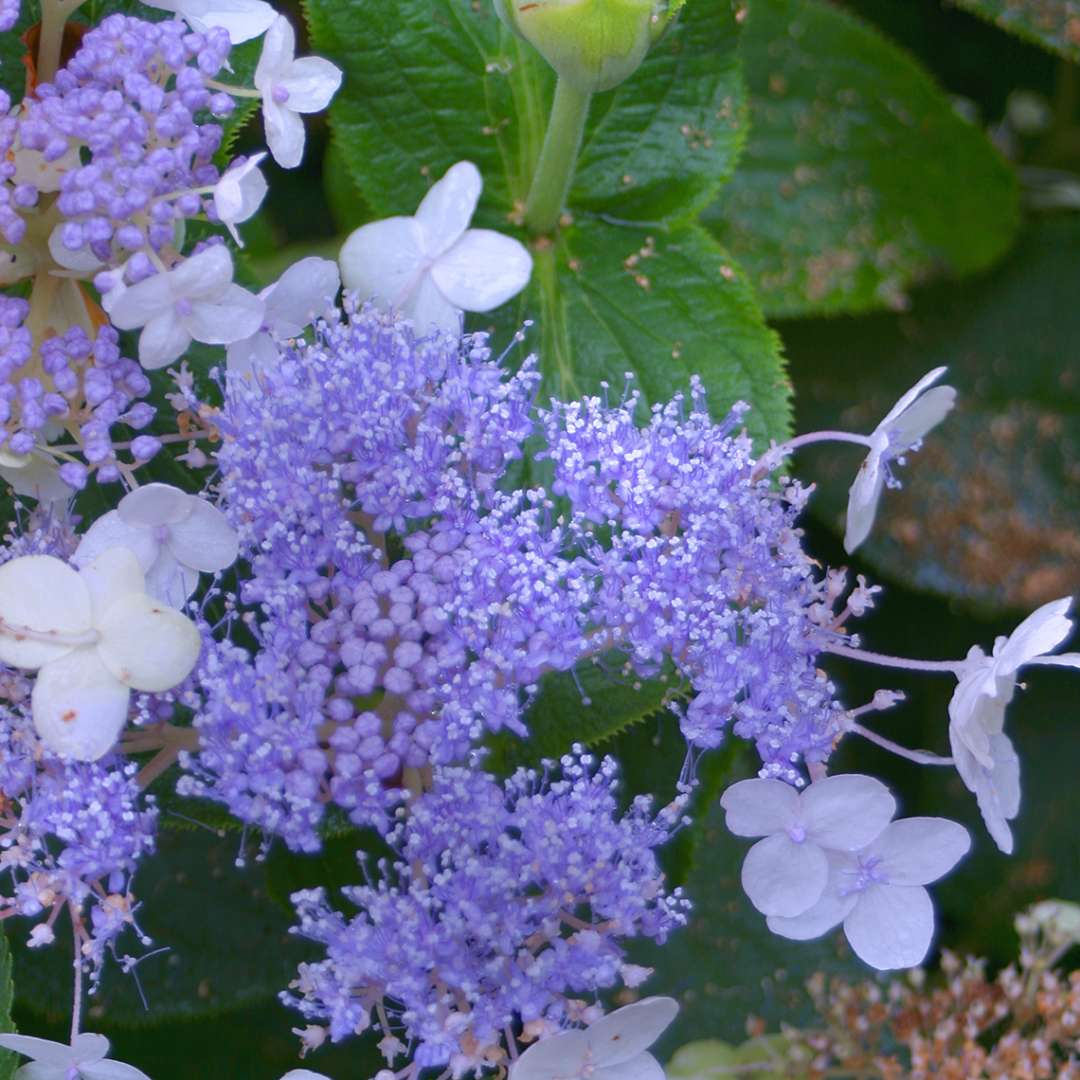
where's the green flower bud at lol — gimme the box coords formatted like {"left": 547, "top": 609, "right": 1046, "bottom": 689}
{"left": 494, "top": 0, "right": 665, "bottom": 92}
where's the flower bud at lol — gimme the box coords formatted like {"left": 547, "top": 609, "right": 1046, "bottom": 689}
{"left": 494, "top": 0, "right": 661, "bottom": 92}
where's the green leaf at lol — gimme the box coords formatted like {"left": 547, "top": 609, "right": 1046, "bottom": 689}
{"left": 783, "top": 216, "right": 1080, "bottom": 611}
{"left": 11, "top": 827, "right": 311, "bottom": 1027}
{"left": 486, "top": 218, "right": 791, "bottom": 448}
{"left": 307, "top": 0, "right": 747, "bottom": 224}
{"left": 951, "top": 0, "right": 1080, "bottom": 61}
{"left": 704, "top": 0, "right": 1020, "bottom": 318}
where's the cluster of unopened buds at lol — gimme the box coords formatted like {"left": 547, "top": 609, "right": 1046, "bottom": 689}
{"left": 0, "top": 1, "right": 1076, "bottom": 1079}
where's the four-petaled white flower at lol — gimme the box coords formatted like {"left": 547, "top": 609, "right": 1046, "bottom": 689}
{"left": 0, "top": 1030, "right": 151, "bottom": 1079}
{"left": 720, "top": 774, "right": 896, "bottom": 918}
{"left": 213, "top": 153, "right": 269, "bottom": 246}
{"left": 0, "top": 548, "right": 202, "bottom": 760}
{"left": 339, "top": 160, "right": 533, "bottom": 338}
{"left": 74, "top": 483, "right": 240, "bottom": 609}
{"left": 104, "top": 246, "right": 264, "bottom": 370}
{"left": 949, "top": 596, "right": 1080, "bottom": 854}
{"left": 227, "top": 256, "right": 341, "bottom": 375}
{"left": 844, "top": 367, "right": 956, "bottom": 553}
{"left": 767, "top": 816, "right": 971, "bottom": 970}
{"left": 142, "top": 0, "right": 277, "bottom": 43}
{"left": 510, "top": 997, "right": 678, "bottom": 1080}
{"left": 254, "top": 16, "right": 343, "bottom": 169}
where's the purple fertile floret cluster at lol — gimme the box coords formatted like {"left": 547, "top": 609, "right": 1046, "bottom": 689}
{"left": 22, "top": 14, "right": 234, "bottom": 279}
{"left": 0, "top": 0, "right": 18, "bottom": 33}
{"left": 287, "top": 751, "right": 688, "bottom": 1072}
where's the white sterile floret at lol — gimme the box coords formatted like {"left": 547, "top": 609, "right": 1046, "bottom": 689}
{"left": 339, "top": 160, "right": 534, "bottom": 338}
{"left": 213, "top": 153, "right": 269, "bottom": 246}
{"left": 767, "top": 816, "right": 971, "bottom": 970}
{"left": 0, "top": 448, "right": 73, "bottom": 503}
{"left": 278, "top": 1072, "right": 333, "bottom": 1080}
{"left": 74, "top": 483, "right": 240, "bottom": 609}
{"left": 104, "top": 246, "right": 265, "bottom": 370}
{"left": 142, "top": 0, "right": 277, "bottom": 43}
{"left": 510, "top": 997, "right": 678, "bottom": 1080}
{"left": 844, "top": 367, "right": 956, "bottom": 554}
{"left": 949, "top": 596, "right": 1080, "bottom": 854}
{"left": 0, "top": 549, "right": 201, "bottom": 761}
{"left": 720, "top": 774, "right": 896, "bottom": 917}
{"left": 254, "top": 16, "right": 343, "bottom": 169}
{"left": 226, "top": 256, "right": 341, "bottom": 375}
{"left": 0, "top": 1030, "right": 152, "bottom": 1079}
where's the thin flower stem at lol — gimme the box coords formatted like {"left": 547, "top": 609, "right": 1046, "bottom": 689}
{"left": 70, "top": 909, "right": 83, "bottom": 1043}
{"left": 753, "top": 429, "right": 873, "bottom": 479}
{"left": 38, "top": 0, "right": 87, "bottom": 83}
{"left": 849, "top": 721, "right": 955, "bottom": 767}
{"left": 524, "top": 77, "right": 593, "bottom": 235}
{"left": 825, "top": 641, "right": 965, "bottom": 675}
{"left": 204, "top": 78, "right": 262, "bottom": 100}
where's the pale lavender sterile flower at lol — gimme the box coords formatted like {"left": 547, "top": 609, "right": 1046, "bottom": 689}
{"left": 949, "top": 596, "right": 1080, "bottom": 854}
{"left": 844, "top": 367, "right": 956, "bottom": 553}
{"left": 767, "top": 816, "right": 971, "bottom": 970}
{"left": 226, "top": 256, "right": 341, "bottom": 374}
{"left": 720, "top": 774, "right": 896, "bottom": 918}
{"left": 105, "top": 244, "right": 264, "bottom": 369}
{"left": 212, "top": 152, "right": 269, "bottom": 245}
{"left": 511, "top": 997, "right": 679, "bottom": 1080}
{"left": 0, "top": 1032, "right": 151, "bottom": 1080}
{"left": 254, "top": 16, "right": 342, "bottom": 168}
{"left": 74, "top": 482, "right": 239, "bottom": 608}
{"left": 340, "top": 161, "right": 533, "bottom": 336}
{"left": 286, "top": 752, "right": 688, "bottom": 1072}
{"left": 22, "top": 15, "right": 235, "bottom": 274}
{"left": 142, "top": 0, "right": 276, "bottom": 43}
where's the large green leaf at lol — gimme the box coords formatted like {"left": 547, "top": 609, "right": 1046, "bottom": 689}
{"left": 306, "top": 0, "right": 746, "bottom": 225}
{"left": 783, "top": 217, "right": 1080, "bottom": 611}
{"left": 952, "top": 0, "right": 1080, "bottom": 61}
{"left": 704, "top": 0, "right": 1020, "bottom": 318}
{"left": 489, "top": 218, "right": 792, "bottom": 447}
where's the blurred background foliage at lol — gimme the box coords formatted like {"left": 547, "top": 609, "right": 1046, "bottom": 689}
{"left": 4, "top": 0, "right": 1080, "bottom": 1075}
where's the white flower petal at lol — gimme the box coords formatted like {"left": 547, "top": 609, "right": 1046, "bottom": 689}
{"left": 844, "top": 884, "right": 935, "bottom": 970}
{"left": 74, "top": 512, "right": 160, "bottom": 574}
{"left": 137, "top": 311, "right": 192, "bottom": 371}
{"left": 585, "top": 998, "right": 678, "bottom": 1067}
{"left": 226, "top": 331, "right": 280, "bottom": 377}
{"left": 1034, "top": 651, "right": 1080, "bottom": 669}
{"left": 81, "top": 1058, "right": 154, "bottom": 1080}
{"left": 107, "top": 274, "right": 174, "bottom": 331}
{"left": 878, "top": 367, "right": 949, "bottom": 430}
{"left": 0, "top": 555, "right": 91, "bottom": 669}
{"left": 186, "top": 285, "right": 265, "bottom": 346}
{"left": 172, "top": 245, "right": 236, "bottom": 299}
{"left": 801, "top": 773, "right": 896, "bottom": 851}
{"left": 277, "top": 1072, "right": 333, "bottom": 1080}
{"left": 119, "top": 483, "right": 193, "bottom": 528}
{"left": 79, "top": 547, "right": 146, "bottom": 622}
{"left": 339, "top": 217, "right": 426, "bottom": 311}
{"left": 594, "top": 1052, "right": 665, "bottom": 1080}
{"left": 31, "top": 648, "right": 130, "bottom": 761}
{"left": 869, "top": 817, "right": 970, "bottom": 886}
{"left": 415, "top": 161, "right": 483, "bottom": 256}
{"left": 843, "top": 446, "right": 885, "bottom": 554}
{"left": 405, "top": 273, "right": 461, "bottom": 337}
{"left": 510, "top": 1030, "right": 589, "bottom": 1080}
{"left": 166, "top": 497, "right": 239, "bottom": 573}
{"left": 71, "top": 1034, "right": 111, "bottom": 1063}
{"left": 0, "top": 1033, "right": 83, "bottom": 1066}
{"left": 48, "top": 225, "right": 102, "bottom": 272}
{"left": 277, "top": 56, "right": 343, "bottom": 113}
{"left": 142, "top": 551, "right": 199, "bottom": 609}
{"left": 719, "top": 778, "right": 798, "bottom": 837}
{"left": 0, "top": 452, "right": 73, "bottom": 504}
{"left": 214, "top": 154, "right": 269, "bottom": 241}
{"left": 996, "top": 597, "right": 1076, "bottom": 675}
{"left": 95, "top": 594, "right": 202, "bottom": 693}
{"left": 888, "top": 384, "right": 956, "bottom": 448}
{"left": 172, "top": 0, "right": 277, "bottom": 43}
{"left": 766, "top": 857, "right": 858, "bottom": 941}
{"left": 741, "top": 833, "right": 828, "bottom": 918}
{"left": 263, "top": 88, "right": 307, "bottom": 169}
{"left": 264, "top": 256, "right": 340, "bottom": 337}
{"left": 254, "top": 15, "right": 296, "bottom": 86}
{"left": 431, "top": 229, "right": 533, "bottom": 312}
